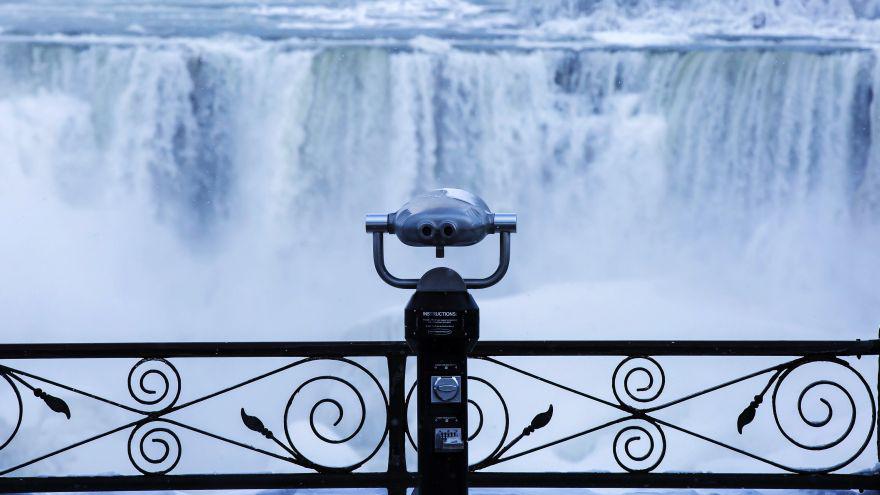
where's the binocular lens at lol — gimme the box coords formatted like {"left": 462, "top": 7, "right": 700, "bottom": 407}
{"left": 420, "top": 225, "right": 434, "bottom": 238}
{"left": 442, "top": 223, "right": 456, "bottom": 237}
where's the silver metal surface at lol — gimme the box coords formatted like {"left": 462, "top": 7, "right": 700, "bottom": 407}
{"left": 365, "top": 214, "right": 390, "bottom": 233}
{"left": 492, "top": 213, "right": 517, "bottom": 233}
{"left": 431, "top": 376, "right": 461, "bottom": 403}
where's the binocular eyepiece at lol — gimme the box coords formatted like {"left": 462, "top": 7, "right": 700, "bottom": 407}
{"left": 366, "top": 188, "right": 516, "bottom": 289}
{"left": 366, "top": 188, "right": 516, "bottom": 248}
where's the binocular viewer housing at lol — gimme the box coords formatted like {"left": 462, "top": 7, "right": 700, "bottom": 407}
{"left": 367, "top": 189, "right": 516, "bottom": 494}
{"left": 366, "top": 188, "right": 516, "bottom": 289}
{"left": 369, "top": 190, "right": 515, "bottom": 494}
{"left": 366, "top": 188, "right": 516, "bottom": 247}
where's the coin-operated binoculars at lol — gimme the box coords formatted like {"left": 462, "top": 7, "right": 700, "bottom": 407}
{"left": 366, "top": 188, "right": 515, "bottom": 495}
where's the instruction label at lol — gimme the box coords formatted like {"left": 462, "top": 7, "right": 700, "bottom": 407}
{"left": 419, "top": 311, "right": 461, "bottom": 336}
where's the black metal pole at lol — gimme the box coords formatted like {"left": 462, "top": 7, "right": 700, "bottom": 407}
{"left": 386, "top": 352, "right": 409, "bottom": 495}
{"left": 405, "top": 268, "right": 479, "bottom": 495}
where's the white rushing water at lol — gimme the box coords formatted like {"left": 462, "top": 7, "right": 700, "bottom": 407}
{"left": 0, "top": 36, "right": 877, "bottom": 341}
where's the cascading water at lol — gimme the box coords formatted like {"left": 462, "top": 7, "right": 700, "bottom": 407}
{"left": 0, "top": 1, "right": 877, "bottom": 343}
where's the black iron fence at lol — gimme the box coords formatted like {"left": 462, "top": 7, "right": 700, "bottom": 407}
{"left": 0, "top": 337, "right": 877, "bottom": 493}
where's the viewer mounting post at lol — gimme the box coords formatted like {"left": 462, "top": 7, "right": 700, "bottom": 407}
{"left": 366, "top": 188, "right": 516, "bottom": 495}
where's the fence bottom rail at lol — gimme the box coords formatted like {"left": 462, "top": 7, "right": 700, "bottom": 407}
{"left": 1, "top": 471, "right": 878, "bottom": 493}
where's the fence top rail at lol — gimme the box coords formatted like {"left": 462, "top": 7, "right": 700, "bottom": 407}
{"left": 473, "top": 338, "right": 880, "bottom": 356}
{"left": 0, "top": 338, "right": 876, "bottom": 359}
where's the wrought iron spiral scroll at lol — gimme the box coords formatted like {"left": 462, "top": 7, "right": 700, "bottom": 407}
{"left": 610, "top": 356, "right": 668, "bottom": 471}
{"left": 122, "top": 359, "right": 185, "bottom": 475}
{"left": 127, "top": 358, "right": 181, "bottom": 412}
{"left": 127, "top": 420, "right": 182, "bottom": 475}
{"left": 771, "top": 360, "right": 859, "bottom": 451}
{"left": 760, "top": 357, "right": 875, "bottom": 472}
{"left": 612, "top": 419, "right": 666, "bottom": 472}
{"left": 612, "top": 356, "right": 665, "bottom": 407}
{"left": 241, "top": 357, "right": 389, "bottom": 473}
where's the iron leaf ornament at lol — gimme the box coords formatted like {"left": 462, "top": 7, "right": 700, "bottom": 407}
{"left": 525, "top": 404, "right": 553, "bottom": 436}
{"left": 0, "top": 368, "right": 72, "bottom": 420}
{"left": 737, "top": 395, "right": 762, "bottom": 434}
{"left": 736, "top": 366, "right": 786, "bottom": 434}
{"left": 471, "top": 404, "right": 554, "bottom": 471}
{"left": 34, "top": 388, "right": 71, "bottom": 419}
{"left": 240, "top": 408, "right": 273, "bottom": 439}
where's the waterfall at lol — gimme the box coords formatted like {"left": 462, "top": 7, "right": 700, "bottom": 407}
{"left": 0, "top": 38, "right": 877, "bottom": 340}
{"left": 514, "top": 0, "right": 880, "bottom": 35}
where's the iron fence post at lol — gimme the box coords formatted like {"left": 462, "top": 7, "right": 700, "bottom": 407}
{"left": 387, "top": 351, "right": 408, "bottom": 495}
